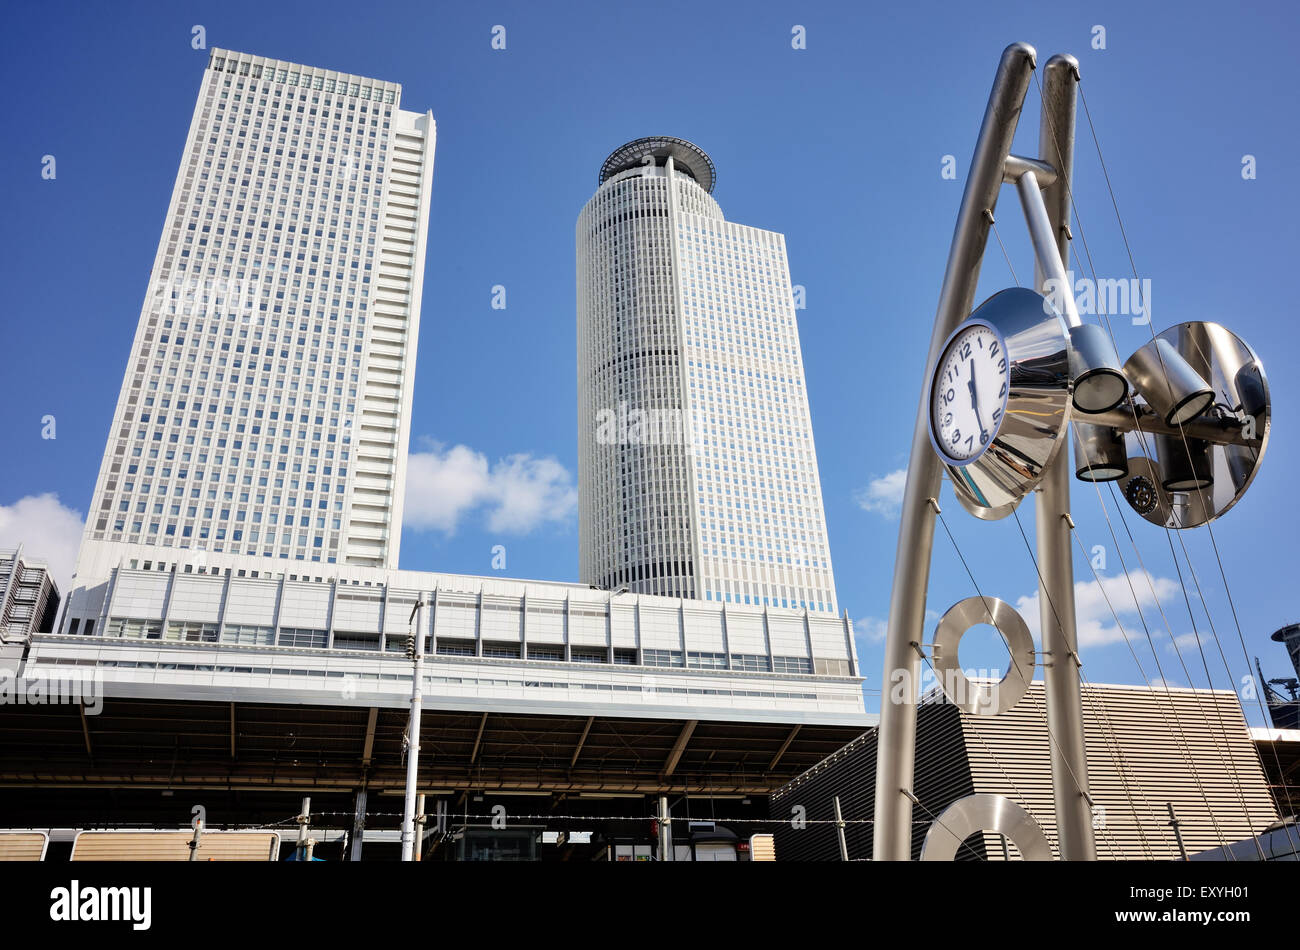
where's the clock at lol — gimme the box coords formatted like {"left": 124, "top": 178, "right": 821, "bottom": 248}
{"left": 929, "top": 320, "right": 1009, "bottom": 465}
{"left": 927, "top": 288, "right": 1074, "bottom": 520}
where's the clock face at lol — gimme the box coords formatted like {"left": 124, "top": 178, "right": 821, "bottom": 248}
{"left": 930, "top": 321, "right": 1010, "bottom": 464}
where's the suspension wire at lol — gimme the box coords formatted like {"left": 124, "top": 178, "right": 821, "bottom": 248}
{"left": 266, "top": 809, "right": 940, "bottom": 826}
{"left": 1064, "top": 509, "right": 1228, "bottom": 860}
{"left": 987, "top": 214, "right": 1020, "bottom": 287}
{"left": 1156, "top": 521, "right": 1270, "bottom": 859}
{"left": 1171, "top": 533, "right": 1300, "bottom": 829}
{"left": 1072, "top": 429, "right": 1237, "bottom": 856}
{"left": 1164, "top": 530, "right": 1290, "bottom": 855}
{"left": 1029, "top": 68, "right": 1290, "bottom": 854}
{"left": 985, "top": 174, "right": 1158, "bottom": 857}
{"left": 934, "top": 505, "right": 1125, "bottom": 858}
{"left": 987, "top": 172, "right": 1158, "bottom": 857}
{"left": 1074, "top": 79, "right": 1297, "bottom": 849}
{"left": 1006, "top": 506, "right": 1143, "bottom": 854}
{"left": 903, "top": 788, "right": 991, "bottom": 862}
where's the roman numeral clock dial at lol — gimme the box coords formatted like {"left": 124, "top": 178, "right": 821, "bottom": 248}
{"left": 929, "top": 321, "right": 1008, "bottom": 464}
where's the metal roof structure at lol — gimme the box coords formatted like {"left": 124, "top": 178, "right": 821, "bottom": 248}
{"left": 598, "top": 136, "right": 716, "bottom": 193}
{"left": 0, "top": 697, "right": 866, "bottom": 798}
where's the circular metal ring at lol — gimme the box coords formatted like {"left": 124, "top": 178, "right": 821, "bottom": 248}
{"left": 930, "top": 596, "right": 1035, "bottom": 716}
{"left": 920, "top": 793, "right": 1054, "bottom": 861}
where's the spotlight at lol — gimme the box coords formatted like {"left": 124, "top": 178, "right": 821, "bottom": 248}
{"left": 1123, "top": 338, "right": 1215, "bottom": 426}
{"left": 1234, "top": 361, "right": 1266, "bottom": 418}
{"left": 1068, "top": 324, "right": 1128, "bottom": 414}
{"left": 1073, "top": 422, "right": 1127, "bottom": 482}
{"left": 1157, "top": 434, "right": 1214, "bottom": 492}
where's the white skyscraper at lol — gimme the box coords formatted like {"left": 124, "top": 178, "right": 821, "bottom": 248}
{"left": 73, "top": 47, "right": 435, "bottom": 595}
{"left": 577, "top": 137, "right": 838, "bottom": 614}
{"left": 20, "top": 59, "right": 864, "bottom": 827}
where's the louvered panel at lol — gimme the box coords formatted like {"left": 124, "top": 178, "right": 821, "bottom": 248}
{"left": 0, "top": 832, "right": 47, "bottom": 861}
{"left": 70, "top": 830, "right": 280, "bottom": 861}
{"left": 960, "top": 682, "right": 1277, "bottom": 860}
{"left": 772, "top": 682, "right": 1278, "bottom": 860}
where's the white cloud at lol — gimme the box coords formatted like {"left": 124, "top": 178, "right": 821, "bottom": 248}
{"left": 0, "top": 493, "right": 85, "bottom": 592}
{"left": 853, "top": 468, "right": 908, "bottom": 517}
{"left": 403, "top": 441, "right": 577, "bottom": 536}
{"left": 1014, "top": 569, "right": 1181, "bottom": 649}
{"left": 854, "top": 616, "right": 888, "bottom": 644}
{"left": 1167, "top": 630, "right": 1209, "bottom": 653}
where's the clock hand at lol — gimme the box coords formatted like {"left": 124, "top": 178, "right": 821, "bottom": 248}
{"left": 969, "top": 359, "right": 988, "bottom": 440}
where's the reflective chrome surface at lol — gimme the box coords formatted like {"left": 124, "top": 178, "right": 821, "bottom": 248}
{"left": 875, "top": 42, "right": 1039, "bottom": 861}
{"left": 1069, "top": 323, "right": 1128, "bottom": 413}
{"left": 1124, "top": 337, "right": 1214, "bottom": 426}
{"left": 1117, "top": 322, "right": 1270, "bottom": 529}
{"left": 935, "top": 287, "right": 1072, "bottom": 520}
{"left": 930, "top": 596, "right": 1035, "bottom": 715}
{"left": 919, "top": 793, "right": 1055, "bottom": 861}
{"left": 1073, "top": 421, "right": 1127, "bottom": 481}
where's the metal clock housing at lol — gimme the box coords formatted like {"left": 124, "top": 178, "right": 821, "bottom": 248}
{"left": 928, "top": 287, "right": 1073, "bottom": 520}
{"left": 1117, "top": 321, "right": 1270, "bottom": 529}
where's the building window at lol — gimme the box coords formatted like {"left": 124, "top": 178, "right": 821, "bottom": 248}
{"left": 772, "top": 655, "right": 813, "bottom": 675}
{"left": 686, "top": 651, "right": 727, "bottom": 670}
{"left": 166, "top": 621, "right": 219, "bottom": 642}
{"left": 105, "top": 617, "right": 163, "bottom": 639}
{"left": 730, "top": 654, "right": 771, "bottom": 673}
{"left": 643, "top": 649, "right": 684, "bottom": 668}
{"left": 435, "top": 638, "right": 476, "bottom": 657}
{"left": 333, "top": 632, "right": 380, "bottom": 652}
{"left": 277, "top": 627, "right": 327, "bottom": 649}
{"left": 813, "top": 657, "right": 851, "bottom": 677}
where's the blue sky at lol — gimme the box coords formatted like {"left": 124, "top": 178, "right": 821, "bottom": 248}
{"left": 1, "top": 0, "right": 1297, "bottom": 721}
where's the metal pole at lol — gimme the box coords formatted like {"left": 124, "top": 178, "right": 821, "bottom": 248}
{"left": 349, "top": 787, "right": 367, "bottom": 862}
{"left": 415, "top": 793, "right": 427, "bottom": 861}
{"left": 188, "top": 819, "right": 202, "bottom": 861}
{"left": 873, "top": 41, "right": 1037, "bottom": 861}
{"left": 1016, "top": 169, "right": 1081, "bottom": 327}
{"left": 296, "top": 796, "right": 311, "bottom": 862}
{"left": 658, "top": 795, "right": 672, "bottom": 861}
{"left": 833, "top": 796, "right": 849, "bottom": 861}
{"left": 1033, "top": 53, "right": 1096, "bottom": 861}
{"left": 1166, "top": 803, "right": 1189, "bottom": 861}
{"left": 400, "top": 603, "right": 425, "bottom": 862}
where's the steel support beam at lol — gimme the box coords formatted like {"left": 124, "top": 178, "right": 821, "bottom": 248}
{"left": 663, "top": 720, "right": 697, "bottom": 778}
{"left": 767, "top": 725, "right": 801, "bottom": 772}
{"left": 470, "top": 712, "right": 489, "bottom": 765}
{"left": 873, "top": 41, "right": 1037, "bottom": 861}
{"left": 1034, "top": 52, "right": 1097, "bottom": 861}
{"left": 80, "top": 705, "right": 94, "bottom": 760}
{"left": 360, "top": 707, "right": 378, "bottom": 768}
{"left": 570, "top": 716, "right": 594, "bottom": 768}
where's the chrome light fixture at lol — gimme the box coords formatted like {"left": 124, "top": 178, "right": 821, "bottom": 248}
{"left": 1073, "top": 421, "right": 1127, "bottom": 482}
{"left": 1157, "top": 434, "right": 1213, "bottom": 491}
{"left": 1117, "top": 322, "right": 1270, "bottom": 528}
{"left": 1068, "top": 323, "right": 1128, "bottom": 414}
{"left": 1123, "top": 338, "right": 1215, "bottom": 425}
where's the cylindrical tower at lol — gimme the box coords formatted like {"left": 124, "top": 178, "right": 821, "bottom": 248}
{"left": 577, "top": 137, "right": 721, "bottom": 597}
